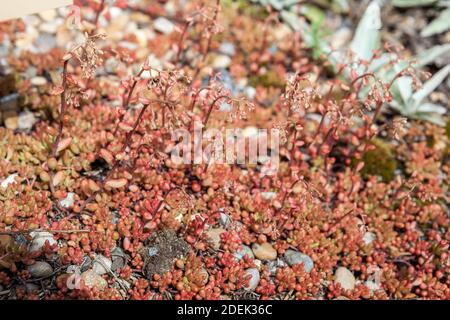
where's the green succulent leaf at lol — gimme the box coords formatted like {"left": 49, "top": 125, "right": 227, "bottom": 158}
{"left": 350, "top": 1, "right": 382, "bottom": 61}
{"left": 282, "top": 0, "right": 301, "bottom": 6}
{"left": 410, "top": 111, "right": 447, "bottom": 126}
{"left": 420, "top": 8, "right": 450, "bottom": 37}
{"left": 416, "top": 44, "right": 450, "bottom": 67}
{"left": 415, "top": 103, "right": 447, "bottom": 114}
{"left": 410, "top": 64, "right": 450, "bottom": 108}
{"left": 395, "top": 76, "right": 414, "bottom": 105}
{"left": 368, "top": 53, "right": 396, "bottom": 72}
{"left": 268, "top": 0, "right": 285, "bottom": 10}
{"left": 331, "top": 0, "right": 350, "bottom": 13}
{"left": 299, "top": 4, "right": 326, "bottom": 24}
{"left": 280, "top": 10, "right": 308, "bottom": 32}
{"left": 392, "top": 0, "right": 438, "bottom": 7}
{"left": 251, "top": 0, "right": 270, "bottom": 5}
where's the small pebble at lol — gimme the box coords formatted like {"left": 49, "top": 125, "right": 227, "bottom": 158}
{"left": 243, "top": 268, "right": 260, "bottom": 291}
{"left": 23, "top": 15, "right": 41, "bottom": 27}
{"left": 154, "top": 17, "right": 175, "bottom": 34}
{"left": 29, "top": 231, "right": 57, "bottom": 253}
{"left": 219, "top": 212, "right": 232, "bottom": 228}
{"left": 24, "top": 67, "right": 37, "bottom": 79}
{"left": 92, "top": 254, "right": 112, "bottom": 275}
{"left": 252, "top": 242, "right": 277, "bottom": 260}
{"left": 134, "top": 30, "right": 150, "bottom": 48}
{"left": 81, "top": 270, "right": 107, "bottom": 290}
{"left": 253, "top": 259, "right": 262, "bottom": 270}
{"left": 111, "top": 247, "right": 127, "bottom": 272}
{"left": 4, "top": 116, "right": 18, "bottom": 130}
{"left": 206, "top": 228, "right": 225, "bottom": 250}
{"left": 234, "top": 245, "right": 254, "bottom": 261}
{"left": 334, "top": 267, "right": 356, "bottom": 291}
{"left": 59, "top": 192, "right": 75, "bottom": 208}
{"left": 31, "top": 76, "right": 47, "bottom": 86}
{"left": 17, "top": 111, "right": 36, "bottom": 131}
{"left": 213, "top": 55, "right": 231, "bottom": 69}
{"left": 284, "top": 249, "right": 314, "bottom": 273}
{"left": 148, "top": 246, "right": 158, "bottom": 257}
{"left": 39, "top": 10, "right": 57, "bottom": 22}
{"left": 244, "top": 86, "right": 256, "bottom": 100}
{"left": 363, "top": 232, "right": 376, "bottom": 245}
{"left": 365, "top": 280, "right": 381, "bottom": 292}
{"left": 268, "top": 259, "right": 287, "bottom": 275}
{"left": 39, "top": 22, "right": 59, "bottom": 34}
{"left": 219, "top": 42, "right": 236, "bottom": 56}
{"left": 27, "top": 261, "right": 53, "bottom": 278}
{"left": 1, "top": 174, "right": 18, "bottom": 190}
{"left": 261, "top": 191, "right": 277, "bottom": 200}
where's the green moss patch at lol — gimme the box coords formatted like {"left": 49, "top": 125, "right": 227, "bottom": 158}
{"left": 360, "top": 139, "right": 398, "bottom": 182}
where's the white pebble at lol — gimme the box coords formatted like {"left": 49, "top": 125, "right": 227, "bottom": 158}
{"left": 29, "top": 231, "right": 57, "bottom": 253}
{"left": 334, "top": 267, "right": 356, "bottom": 291}
{"left": 59, "top": 192, "right": 75, "bottom": 208}
{"left": 92, "top": 255, "right": 112, "bottom": 275}
{"left": 1, "top": 174, "right": 18, "bottom": 190}
{"left": 243, "top": 268, "right": 260, "bottom": 290}
{"left": 154, "top": 17, "right": 175, "bottom": 34}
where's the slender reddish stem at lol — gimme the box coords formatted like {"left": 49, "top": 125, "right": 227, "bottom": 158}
{"left": 203, "top": 95, "right": 229, "bottom": 126}
{"left": 51, "top": 60, "right": 69, "bottom": 158}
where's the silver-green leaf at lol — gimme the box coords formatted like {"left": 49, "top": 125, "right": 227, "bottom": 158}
{"left": 410, "top": 64, "right": 450, "bottom": 108}
{"left": 350, "top": 1, "right": 382, "bottom": 61}
{"left": 392, "top": 0, "right": 438, "bottom": 7}
{"left": 420, "top": 8, "right": 450, "bottom": 37}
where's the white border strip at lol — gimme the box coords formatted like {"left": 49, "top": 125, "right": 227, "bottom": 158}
{"left": 0, "top": 0, "right": 72, "bottom": 21}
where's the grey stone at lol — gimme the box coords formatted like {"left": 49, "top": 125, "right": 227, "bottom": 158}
{"left": 219, "top": 212, "right": 232, "bottom": 228}
{"left": 111, "top": 247, "right": 127, "bottom": 272}
{"left": 363, "top": 232, "right": 376, "bottom": 245}
{"left": 243, "top": 268, "right": 260, "bottom": 291}
{"left": 27, "top": 261, "right": 53, "bottom": 278}
{"left": 17, "top": 110, "right": 37, "bottom": 131}
{"left": 219, "top": 42, "right": 236, "bottom": 56}
{"left": 206, "top": 228, "right": 225, "bottom": 250}
{"left": 29, "top": 231, "right": 57, "bottom": 253}
{"left": 92, "top": 254, "right": 112, "bottom": 275}
{"left": 234, "top": 245, "right": 254, "bottom": 261}
{"left": 268, "top": 258, "right": 287, "bottom": 275}
{"left": 284, "top": 249, "right": 314, "bottom": 273}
